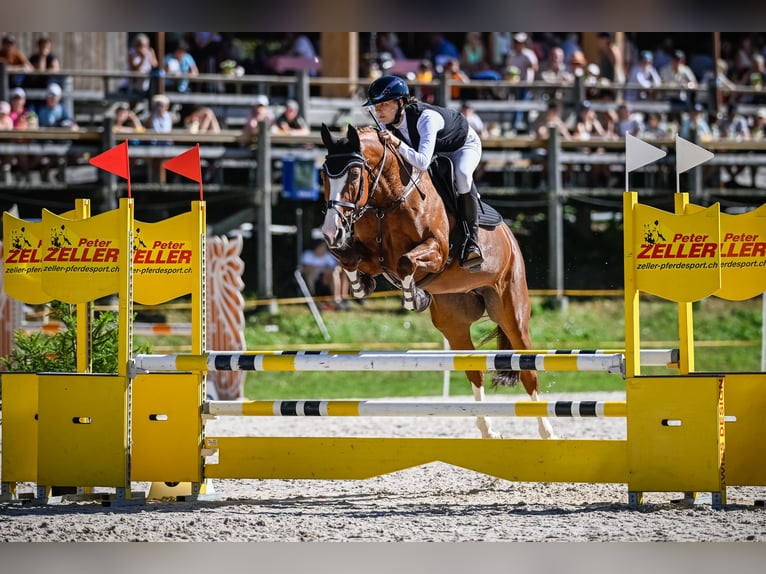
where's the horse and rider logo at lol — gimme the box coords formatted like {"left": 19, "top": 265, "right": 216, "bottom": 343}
{"left": 50, "top": 224, "right": 72, "bottom": 248}
{"left": 643, "top": 220, "right": 667, "bottom": 245}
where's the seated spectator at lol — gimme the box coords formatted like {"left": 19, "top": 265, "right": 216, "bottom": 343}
{"left": 164, "top": 40, "right": 199, "bottom": 93}
{"left": 271, "top": 99, "right": 309, "bottom": 135}
{"left": 531, "top": 101, "right": 572, "bottom": 188}
{"left": 119, "top": 33, "right": 158, "bottom": 95}
{"left": 567, "top": 50, "right": 588, "bottom": 78}
{"left": 0, "top": 34, "right": 33, "bottom": 72}
{"left": 414, "top": 59, "right": 435, "bottom": 103}
{"left": 714, "top": 105, "right": 750, "bottom": 141}
{"left": 539, "top": 46, "right": 573, "bottom": 84}
{"left": 750, "top": 108, "right": 766, "bottom": 140}
{"left": 0, "top": 101, "right": 12, "bottom": 129}
{"left": 300, "top": 239, "right": 349, "bottom": 310}
{"left": 642, "top": 112, "right": 671, "bottom": 139}
{"left": 460, "top": 32, "right": 489, "bottom": 77}
{"left": 26, "top": 36, "right": 61, "bottom": 94}
{"left": 680, "top": 103, "right": 713, "bottom": 142}
{"left": 626, "top": 50, "right": 662, "bottom": 101}
{"left": 184, "top": 105, "right": 220, "bottom": 134}
{"left": 239, "top": 95, "right": 274, "bottom": 146}
{"left": 460, "top": 101, "right": 489, "bottom": 139}
{"left": 146, "top": 94, "right": 174, "bottom": 137}
{"left": 34, "top": 83, "right": 78, "bottom": 129}
{"left": 611, "top": 103, "right": 642, "bottom": 137}
{"left": 659, "top": 49, "right": 697, "bottom": 106}
{"left": 112, "top": 103, "right": 144, "bottom": 133}
{"left": 8, "top": 88, "right": 34, "bottom": 129}
{"left": 442, "top": 57, "right": 470, "bottom": 100}
{"left": 572, "top": 100, "right": 612, "bottom": 186}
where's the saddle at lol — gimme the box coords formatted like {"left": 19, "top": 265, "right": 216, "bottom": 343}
{"left": 428, "top": 155, "right": 503, "bottom": 228}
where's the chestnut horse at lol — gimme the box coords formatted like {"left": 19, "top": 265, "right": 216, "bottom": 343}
{"left": 320, "top": 124, "right": 554, "bottom": 439}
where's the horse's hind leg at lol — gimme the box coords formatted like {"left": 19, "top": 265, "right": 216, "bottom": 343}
{"left": 483, "top": 284, "right": 556, "bottom": 440}
{"left": 429, "top": 294, "right": 501, "bottom": 439}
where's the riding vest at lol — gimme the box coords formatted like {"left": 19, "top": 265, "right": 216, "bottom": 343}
{"left": 387, "top": 102, "right": 469, "bottom": 152}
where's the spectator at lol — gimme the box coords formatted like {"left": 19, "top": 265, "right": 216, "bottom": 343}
{"left": 112, "top": 103, "right": 144, "bottom": 133}
{"left": 442, "top": 57, "right": 470, "bottom": 100}
{"left": 612, "top": 103, "right": 642, "bottom": 137}
{"left": 427, "top": 33, "right": 460, "bottom": 70}
{"left": 659, "top": 49, "right": 697, "bottom": 105}
{"left": 6, "top": 89, "right": 37, "bottom": 182}
{"left": 300, "top": 239, "right": 349, "bottom": 310}
{"left": 460, "top": 32, "right": 488, "bottom": 77}
{"left": 505, "top": 33, "right": 538, "bottom": 132}
{"left": 460, "top": 101, "right": 489, "bottom": 139}
{"left": 377, "top": 32, "right": 405, "bottom": 61}
{"left": 146, "top": 93, "right": 173, "bottom": 135}
{"left": 120, "top": 33, "right": 158, "bottom": 95}
{"left": 8, "top": 88, "right": 33, "bottom": 129}
{"left": 34, "top": 83, "right": 78, "bottom": 129}
{"left": 626, "top": 50, "right": 662, "bottom": 101}
{"left": 680, "top": 103, "right": 713, "bottom": 142}
{"left": 568, "top": 51, "right": 588, "bottom": 78}
{"left": 0, "top": 34, "right": 33, "bottom": 71}
{"left": 272, "top": 99, "right": 309, "bottom": 135}
{"left": 714, "top": 105, "right": 750, "bottom": 141}
{"left": 572, "top": 100, "right": 611, "bottom": 186}
{"left": 642, "top": 112, "right": 671, "bottom": 139}
{"left": 489, "top": 32, "right": 512, "bottom": 71}
{"left": 596, "top": 32, "right": 625, "bottom": 85}
{"left": 414, "top": 59, "right": 435, "bottom": 103}
{"left": 283, "top": 33, "right": 317, "bottom": 60}
{"left": 0, "top": 101, "right": 12, "bottom": 130}
{"left": 750, "top": 108, "right": 766, "bottom": 140}
{"left": 184, "top": 105, "right": 220, "bottom": 134}
{"left": 700, "top": 58, "right": 738, "bottom": 107}
{"left": 26, "top": 36, "right": 60, "bottom": 91}
{"left": 531, "top": 101, "right": 571, "bottom": 188}
{"left": 539, "top": 46, "right": 574, "bottom": 84}
{"left": 559, "top": 33, "right": 582, "bottom": 66}
{"left": 164, "top": 40, "right": 199, "bottom": 93}
{"left": 239, "top": 95, "right": 274, "bottom": 146}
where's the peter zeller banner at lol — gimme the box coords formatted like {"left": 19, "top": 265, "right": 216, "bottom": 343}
{"left": 2, "top": 213, "right": 51, "bottom": 304}
{"left": 632, "top": 202, "right": 721, "bottom": 302}
{"left": 685, "top": 202, "right": 766, "bottom": 301}
{"left": 133, "top": 209, "right": 199, "bottom": 305}
{"left": 40, "top": 208, "right": 124, "bottom": 303}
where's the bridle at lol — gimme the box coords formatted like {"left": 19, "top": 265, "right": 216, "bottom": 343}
{"left": 322, "top": 135, "right": 426, "bottom": 241}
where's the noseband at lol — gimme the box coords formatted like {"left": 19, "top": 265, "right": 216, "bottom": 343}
{"left": 322, "top": 146, "right": 387, "bottom": 234}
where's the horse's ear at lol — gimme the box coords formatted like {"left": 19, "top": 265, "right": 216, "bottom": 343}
{"left": 320, "top": 123, "right": 334, "bottom": 149}
{"left": 347, "top": 125, "right": 361, "bottom": 151}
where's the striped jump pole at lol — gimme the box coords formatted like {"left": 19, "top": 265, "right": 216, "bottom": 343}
{"left": 133, "top": 351, "right": 627, "bottom": 375}
{"left": 205, "top": 399, "right": 627, "bottom": 418}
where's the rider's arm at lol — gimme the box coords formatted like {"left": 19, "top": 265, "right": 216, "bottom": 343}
{"left": 397, "top": 109, "right": 444, "bottom": 172}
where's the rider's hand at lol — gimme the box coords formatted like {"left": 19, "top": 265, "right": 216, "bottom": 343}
{"left": 378, "top": 130, "right": 400, "bottom": 149}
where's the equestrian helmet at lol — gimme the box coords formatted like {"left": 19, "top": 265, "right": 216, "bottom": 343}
{"left": 363, "top": 75, "right": 409, "bottom": 106}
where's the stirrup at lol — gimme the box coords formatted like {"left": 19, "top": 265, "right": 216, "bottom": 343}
{"left": 460, "top": 242, "right": 483, "bottom": 270}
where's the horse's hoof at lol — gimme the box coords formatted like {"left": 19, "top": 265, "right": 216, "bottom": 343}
{"left": 402, "top": 288, "right": 431, "bottom": 312}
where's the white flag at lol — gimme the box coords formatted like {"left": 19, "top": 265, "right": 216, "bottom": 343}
{"left": 625, "top": 133, "right": 667, "bottom": 173}
{"left": 676, "top": 135, "right": 714, "bottom": 174}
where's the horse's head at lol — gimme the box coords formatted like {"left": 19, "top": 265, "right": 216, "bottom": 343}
{"left": 320, "top": 123, "right": 385, "bottom": 249}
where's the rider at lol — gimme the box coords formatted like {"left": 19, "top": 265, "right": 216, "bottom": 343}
{"left": 363, "top": 74, "right": 484, "bottom": 270}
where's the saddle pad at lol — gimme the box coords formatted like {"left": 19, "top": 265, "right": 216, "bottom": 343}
{"left": 478, "top": 200, "right": 503, "bottom": 228}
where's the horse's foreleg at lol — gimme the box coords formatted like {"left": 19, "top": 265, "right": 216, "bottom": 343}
{"left": 398, "top": 237, "right": 445, "bottom": 313}
{"left": 344, "top": 268, "right": 376, "bottom": 299}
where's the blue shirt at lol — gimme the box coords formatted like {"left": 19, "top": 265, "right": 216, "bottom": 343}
{"left": 35, "top": 102, "right": 71, "bottom": 127}
{"left": 164, "top": 52, "right": 197, "bottom": 93}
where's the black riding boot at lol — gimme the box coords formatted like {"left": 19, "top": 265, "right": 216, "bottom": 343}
{"left": 458, "top": 191, "right": 483, "bottom": 270}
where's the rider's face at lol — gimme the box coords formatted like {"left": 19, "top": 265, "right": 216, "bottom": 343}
{"left": 373, "top": 100, "right": 399, "bottom": 124}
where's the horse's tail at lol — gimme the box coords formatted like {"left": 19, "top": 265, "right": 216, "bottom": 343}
{"left": 481, "top": 327, "right": 521, "bottom": 388}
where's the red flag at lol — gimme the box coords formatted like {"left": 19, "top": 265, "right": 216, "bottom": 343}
{"left": 89, "top": 141, "right": 130, "bottom": 180}
{"left": 163, "top": 144, "right": 202, "bottom": 183}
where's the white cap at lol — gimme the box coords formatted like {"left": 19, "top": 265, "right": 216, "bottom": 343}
{"left": 513, "top": 32, "right": 528, "bottom": 43}
{"left": 10, "top": 87, "right": 25, "bottom": 99}
{"left": 253, "top": 94, "right": 269, "bottom": 107}
{"left": 46, "top": 82, "right": 63, "bottom": 97}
